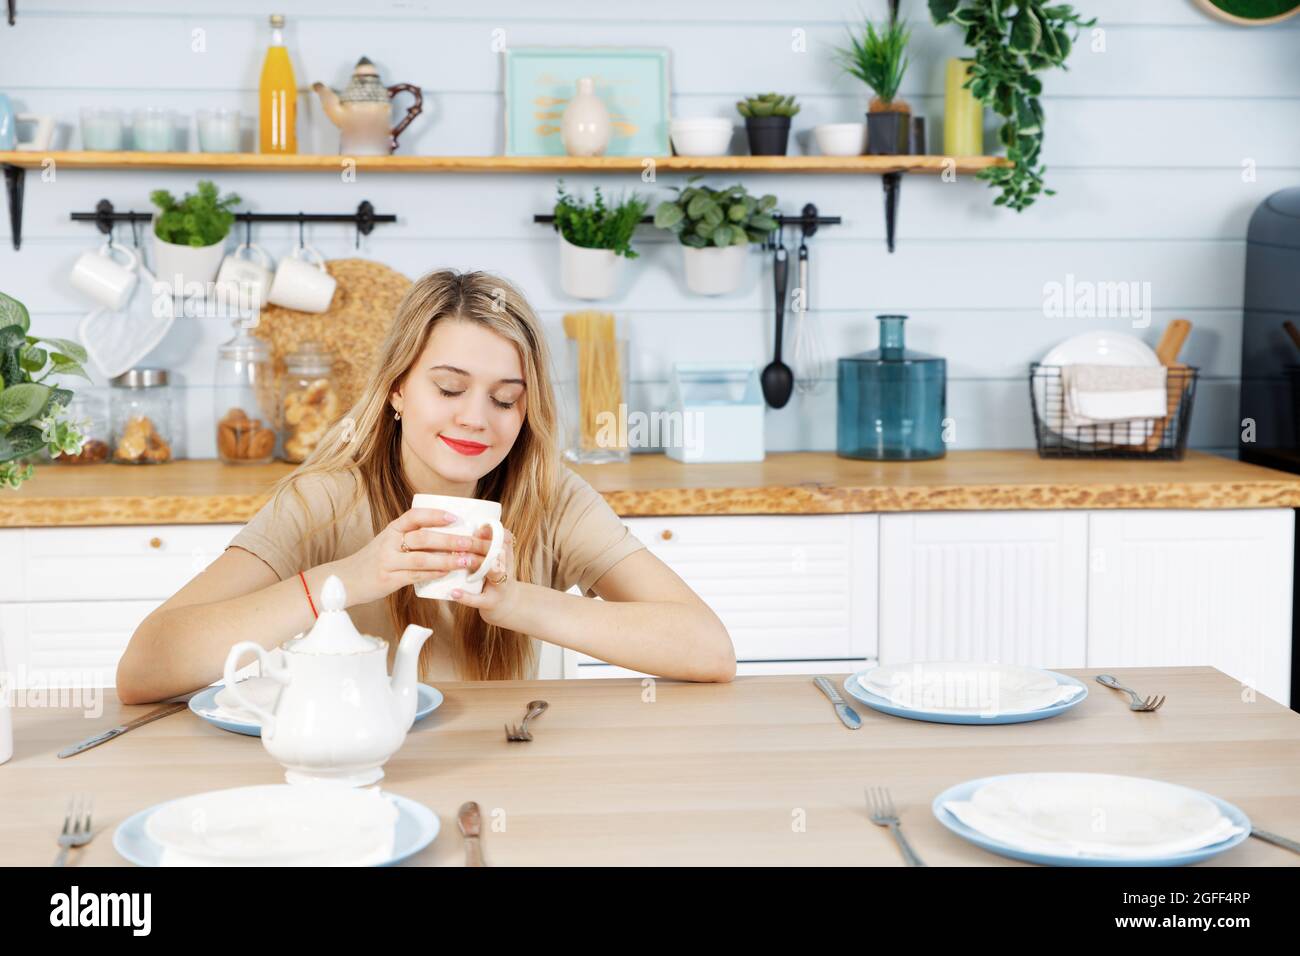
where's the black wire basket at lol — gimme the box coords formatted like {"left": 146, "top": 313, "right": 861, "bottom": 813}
{"left": 1029, "top": 363, "right": 1198, "bottom": 460}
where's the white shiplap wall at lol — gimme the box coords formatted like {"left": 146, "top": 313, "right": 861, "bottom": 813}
{"left": 2, "top": 0, "right": 1296, "bottom": 459}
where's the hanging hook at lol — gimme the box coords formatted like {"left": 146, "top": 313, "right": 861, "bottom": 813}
{"left": 245, "top": 215, "right": 251, "bottom": 248}
{"left": 298, "top": 214, "right": 305, "bottom": 249}
{"left": 130, "top": 216, "right": 141, "bottom": 248}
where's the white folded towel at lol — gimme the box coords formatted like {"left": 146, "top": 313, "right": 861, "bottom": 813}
{"left": 1061, "top": 364, "right": 1167, "bottom": 425}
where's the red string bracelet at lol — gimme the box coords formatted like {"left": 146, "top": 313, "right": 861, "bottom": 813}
{"left": 299, "top": 570, "right": 318, "bottom": 619}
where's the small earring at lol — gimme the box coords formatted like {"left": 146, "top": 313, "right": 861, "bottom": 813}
{"left": 393, "top": 409, "right": 401, "bottom": 421}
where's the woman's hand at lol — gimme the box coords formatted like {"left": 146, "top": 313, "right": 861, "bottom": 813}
{"left": 449, "top": 523, "right": 518, "bottom": 626}
{"left": 331, "top": 507, "right": 495, "bottom": 607}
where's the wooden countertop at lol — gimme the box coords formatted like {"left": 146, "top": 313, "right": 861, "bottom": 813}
{"left": 4, "top": 451, "right": 1300, "bottom": 527}
{"left": 2, "top": 667, "right": 1296, "bottom": 866}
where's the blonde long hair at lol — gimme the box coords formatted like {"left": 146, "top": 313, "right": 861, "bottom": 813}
{"left": 261, "top": 269, "right": 561, "bottom": 681}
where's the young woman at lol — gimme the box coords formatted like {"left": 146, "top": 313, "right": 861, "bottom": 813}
{"left": 116, "top": 270, "right": 735, "bottom": 704}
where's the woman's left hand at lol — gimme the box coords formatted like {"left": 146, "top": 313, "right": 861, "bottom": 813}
{"left": 450, "top": 523, "right": 518, "bottom": 625}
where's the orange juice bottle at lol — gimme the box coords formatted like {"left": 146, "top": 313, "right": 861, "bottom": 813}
{"left": 259, "top": 14, "right": 297, "bottom": 153}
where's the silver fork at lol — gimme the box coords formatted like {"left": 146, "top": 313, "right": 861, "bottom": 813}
{"left": 53, "top": 794, "right": 94, "bottom": 866}
{"left": 505, "top": 700, "right": 548, "bottom": 742}
{"left": 1096, "top": 674, "right": 1165, "bottom": 712}
{"left": 865, "top": 786, "right": 926, "bottom": 867}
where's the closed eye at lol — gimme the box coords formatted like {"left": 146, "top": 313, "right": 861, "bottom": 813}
{"left": 437, "top": 386, "right": 517, "bottom": 410}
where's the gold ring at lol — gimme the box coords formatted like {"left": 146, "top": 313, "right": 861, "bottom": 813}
{"left": 399, "top": 533, "right": 409, "bottom": 553}
{"left": 489, "top": 569, "right": 508, "bottom": 584}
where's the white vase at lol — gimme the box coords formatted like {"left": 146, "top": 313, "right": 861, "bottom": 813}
{"left": 561, "top": 76, "right": 610, "bottom": 157}
{"left": 682, "top": 243, "right": 748, "bottom": 296}
{"left": 151, "top": 219, "right": 228, "bottom": 298}
{"left": 559, "top": 233, "right": 623, "bottom": 300}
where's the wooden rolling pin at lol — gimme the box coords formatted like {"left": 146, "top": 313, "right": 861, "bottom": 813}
{"left": 1142, "top": 318, "right": 1192, "bottom": 453}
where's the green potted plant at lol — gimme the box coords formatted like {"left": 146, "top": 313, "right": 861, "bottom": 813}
{"left": 150, "top": 179, "right": 241, "bottom": 296}
{"left": 552, "top": 181, "right": 647, "bottom": 300}
{"left": 834, "top": 16, "right": 913, "bottom": 154}
{"left": 0, "top": 292, "right": 92, "bottom": 490}
{"left": 653, "top": 177, "right": 778, "bottom": 295}
{"left": 929, "top": 0, "right": 1095, "bottom": 209}
{"left": 736, "top": 93, "right": 800, "bottom": 156}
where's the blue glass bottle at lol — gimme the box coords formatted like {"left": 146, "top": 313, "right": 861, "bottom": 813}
{"left": 837, "top": 315, "right": 946, "bottom": 460}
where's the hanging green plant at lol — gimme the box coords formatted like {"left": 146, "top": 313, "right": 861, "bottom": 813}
{"left": 929, "top": 0, "right": 1095, "bottom": 211}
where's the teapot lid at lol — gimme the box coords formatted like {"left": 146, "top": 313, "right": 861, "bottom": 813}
{"left": 286, "top": 574, "right": 384, "bottom": 655}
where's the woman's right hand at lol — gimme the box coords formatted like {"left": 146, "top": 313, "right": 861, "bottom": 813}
{"left": 331, "top": 507, "right": 475, "bottom": 606}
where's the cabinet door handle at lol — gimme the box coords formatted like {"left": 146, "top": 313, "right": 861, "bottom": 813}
{"left": 149, "top": 537, "right": 163, "bottom": 549}
{"left": 660, "top": 529, "right": 673, "bottom": 541}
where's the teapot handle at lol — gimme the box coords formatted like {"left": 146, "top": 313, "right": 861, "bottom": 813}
{"left": 222, "top": 641, "right": 290, "bottom": 737}
{"left": 386, "top": 83, "right": 423, "bottom": 151}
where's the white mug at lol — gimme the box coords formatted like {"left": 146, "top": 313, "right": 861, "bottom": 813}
{"left": 69, "top": 241, "right": 140, "bottom": 312}
{"left": 267, "top": 243, "right": 337, "bottom": 313}
{"left": 410, "top": 494, "right": 506, "bottom": 600}
{"left": 216, "top": 242, "right": 274, "bottom": 312}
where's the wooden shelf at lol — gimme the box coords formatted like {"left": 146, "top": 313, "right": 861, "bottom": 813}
{"left": 0, "top": 150, "right": 1008, "bottom": 175}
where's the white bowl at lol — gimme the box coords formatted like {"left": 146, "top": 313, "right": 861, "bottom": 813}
{"left": 670, "top": 118, "right": 734, "bottom": 157}
{"left": 814, "top": 123, "right": 867, "bottom": 156}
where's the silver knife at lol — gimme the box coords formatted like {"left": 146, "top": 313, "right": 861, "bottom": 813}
{"left": 458, "top": 801, "right": 486, "bottom": 867}
{"left": 1251, "top": 828, "right": 1300, "bottom": 856}
{"left": 57, "top": 701, "right": 189, "bottom": 758}
{"left": 814, "top": 677, "right": 861, "bottom": 730}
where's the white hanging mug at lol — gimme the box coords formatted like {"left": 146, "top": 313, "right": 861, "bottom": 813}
{"left": 216, "top": 242, "right": 274, "bottom": 312}
{"left": 267, "top": 243, "right": 337, "bottom": 313}
{"left": 410, "top": 494, "right": 506, "bottom": 600}
{"left": 69, "top": 240, "right": 140, "bottom": 312}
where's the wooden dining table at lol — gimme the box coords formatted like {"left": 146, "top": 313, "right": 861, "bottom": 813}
{"left": 2, "top": 666, "right": 1297, "bottom": 866}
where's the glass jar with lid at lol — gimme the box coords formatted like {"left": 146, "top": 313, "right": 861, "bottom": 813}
{"left": 51, "top": 389, "right": 112, "bottom": 465}
{"left": 279, "top": 341, "right": 341, "bottom": 464}
{"left": 110, "top": 367, "right": 175, "bottom": 464}
{"left": 214, "top": 318, "right": 277, "bottom": 464}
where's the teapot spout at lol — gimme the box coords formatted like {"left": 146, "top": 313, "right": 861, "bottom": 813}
{"left": 311, "top": 81, "right": 345, "bottom": 127}
{"left": 391, "top": 622, "right": 434, "bottom": 730}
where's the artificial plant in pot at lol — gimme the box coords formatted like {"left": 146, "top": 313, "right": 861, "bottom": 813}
{"left": 653, "top": 177, "right": 778, "bottom": 296}
{"left": 834, "top": 16, "right": 913, "bottom": 154}
{"left": 0, "top": 292, "right": 92, "bottom": 490}
{"left": 551, "top": 180, "right": 647, "bottom": 300}
{"left": 736, "top": 93, "right": 800, "bottom": 156}
{"left": 929, "top": 0, "right": 1095, "bottom": 210}
{"left": 150, "top": 180, "right": 241, "bottom": 297}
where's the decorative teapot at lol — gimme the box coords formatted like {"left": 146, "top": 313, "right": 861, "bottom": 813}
{"left": 222, "top": 574, "right": 434, "bottom": 788}
{"left": 312, "top": 57, "right": 423, "bottom": 155}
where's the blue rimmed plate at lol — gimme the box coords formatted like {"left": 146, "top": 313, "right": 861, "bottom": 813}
{"left": 932, "top": 774, "right": 1251, "bottom": 867}
{"left": 842, "top": 667, "right": 1087, "bottom": 725}
{"left": 188, "top": 683, "right": 444, "bottom": 737}
{"left": 113, "top": 790, "right": 439, "bottom": 867}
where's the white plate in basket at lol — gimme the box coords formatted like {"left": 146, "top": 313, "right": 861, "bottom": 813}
{"left": 1035, "top": 331, "right": 1160, "bottom": 446}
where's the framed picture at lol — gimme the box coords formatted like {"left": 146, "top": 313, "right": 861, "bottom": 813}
{"left": 1192, "top": 0, "right": 1300, "bottom": 25}
{"left": 503, "top": 46, "right": 670, "bottom": 156}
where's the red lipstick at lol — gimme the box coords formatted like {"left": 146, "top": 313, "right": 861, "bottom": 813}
{"left": 440, "top": 434, "right": 489, "bottom": 456}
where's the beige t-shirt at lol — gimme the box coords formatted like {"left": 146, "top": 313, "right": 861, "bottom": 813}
{"left": 224, "top": 465, "right": 646, "bottom": 680}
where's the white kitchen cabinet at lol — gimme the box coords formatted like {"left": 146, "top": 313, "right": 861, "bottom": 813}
{"left": 565, "top": 514, "right": 879, "bottom": 679}
{"left": 1087, "top": 509, "right": 1293, "bottom": 706}
{"left": 878, "top": 512, "right": 1089, "bottom": 669}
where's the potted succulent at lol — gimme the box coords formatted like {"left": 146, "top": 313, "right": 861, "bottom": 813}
{"left": 0, "top": 292, "right": 92, "bottom": 490}
{"left": 552, "top": 181, "right": 647, "bottom": 300}
{"left": 150, "top": 180, "right": 241, "bottom": 297}
{"left": 653, "top": 177, "right": 778, "bottom": 296}
{"left": 929, "top": 0, "right": 1095, "bottom": 210}
{"left": 736, "top": 93, "right": 800, "bottom": 156}
{"left": 834, "top": 15, "right": 913, "bottom": 154}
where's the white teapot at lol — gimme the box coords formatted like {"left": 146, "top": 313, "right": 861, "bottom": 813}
{"left": 222, "top": 574, "right": 434, "bottom": 788}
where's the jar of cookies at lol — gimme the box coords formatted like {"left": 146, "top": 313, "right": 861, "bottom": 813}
{"left": 109, "top": 367, "right": 174, "bottom": 465}
{"left": 279, "top": 341, "right": 341, "bottom": 464}
{"left": 214, "top": 318, "right": 277, "bottom": 465}
{"left": 51, "top": 389, "right": 112, "bottom": 465}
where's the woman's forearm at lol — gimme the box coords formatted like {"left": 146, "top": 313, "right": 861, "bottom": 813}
{"left": 496, "top": 583, "right": 735, "bottom": 682}
{"left": 115, "top": 561, "right": 345, "bottom": 704}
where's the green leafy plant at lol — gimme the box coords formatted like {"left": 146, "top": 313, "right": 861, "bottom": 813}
{"left": 834, "top": 17, "right": 913, "bottom": 109}
{"left": 552, "top": 181, "right": 647, "bottom": 259}
{"left": 653, "top": 177, "right": 778, "bottom": 248}
{"left": 930, "top": 0, "right": 1095, "bottom": 210}
{"left": 150, "top": 179, "right": 241, "bottom": 247}
{"left": 735, "top": 93, "right": 801, "bottom": 119}
{"left": 0, "top": 292, "right": 92, "bottom": 490}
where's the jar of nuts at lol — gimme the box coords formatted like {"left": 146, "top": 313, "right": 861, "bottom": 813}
{"left": 51, "top": 389, "right": 111, "bottom": 465}
{"left": 214, "top": 318, "right": 277, "bottom": 464}
{"left": 109, "top": 367, "right": 174, "bottom": 465}
{"left": 279, "top": 341, "right": 341, "bottom": 464}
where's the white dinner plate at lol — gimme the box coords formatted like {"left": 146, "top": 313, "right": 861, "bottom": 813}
{"left": 1035, "top": 331, "right": 1160, "bottom": 445}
